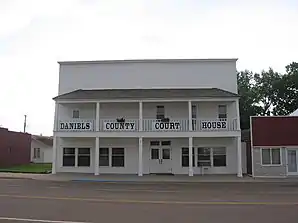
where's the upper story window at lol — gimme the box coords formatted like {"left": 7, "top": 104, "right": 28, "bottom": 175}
{"left": 72, "top": 110, "right": 80, "bottom": 119}
{"left": 218, "top": 105, "right": 227, "bottom": 119}
{"left": 191, "top": 105, "right": 197, "bottom": 119}
{"left": 156, "top": 106, "right": 165, "bottom": 120}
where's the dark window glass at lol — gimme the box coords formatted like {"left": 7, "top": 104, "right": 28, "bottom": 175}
{"left": 162, "top": 148, "right": 170, "bottom": 159}
{"left": 72, "top": 110, "right": 80, "bottom": 118}
{"left": 151, "top": 148, "right": 159, "bottom": 159}
{"left": 63, "top": 147, "right": 75, "bottom": 167}
{"left": 218, "top": 105, "right": 227, "bottom": 119}
{"left": 156, "top": 106, "right": 165, "bottom": 120}
{"left": 181, "top": 147, "right": 195, "bottom": 167}
{"left": 161, "top": 141, "right": 171, "bottom": 146}
{"left": 99, "top": 148, "right": 109, "bottom": 166}
{"left": 213, "top": 147, "right": 226, "bottom": 167}
{"left": 78, "top": 148, "right": 90, "bottom": 167}
{"left": 198, "top": 147, "right": 211, "bottom": 167}
{"left": 112, "top": 148, "right": 124, "bottom": 167}
{"left": 150, "top": 141, "right": 160, "bottom": 146}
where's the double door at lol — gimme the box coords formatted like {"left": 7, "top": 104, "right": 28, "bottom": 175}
{"left": 150, "top": 147, "right": 172, "bottom": 174}
{"left": 287, "top": 149, "right": 298, "bottom": 175}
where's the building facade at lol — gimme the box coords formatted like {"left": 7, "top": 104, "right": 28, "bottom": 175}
{"left": 251, "top": 116, "right": 298, "bottom": 177}
{"left": 52, "top": 59, "right": 244, "bottom": 176}
{"left": 31, "top": 135, "right": 53, "bottom": 163}
{"left": 0, "top": 127, "right": 31, "bottom": 167}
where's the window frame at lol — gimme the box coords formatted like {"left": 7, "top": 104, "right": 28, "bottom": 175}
{"left": 156, "top": 105, "right": 165, "bottom": 120}
{"left": 261, "top": 148, "right": 282, "bottom": 166}
{"left": 77, "top": 147, "right": 91, "bottom": 167}
{"left": 181, "top": 147, "right": 195, "bottom": 167}
{"left": 218, "top": 105, "right": 227, "bottom": 120}
{"left": 72, "top": 109, "right": 80, "bottom": 119}
{"left": 33, "top": 148, "right": 41, "bottom": 159}
{"left": 98, "top": 147, "right": 125, "bottom": 168}
{"left": 62, "top": 147, "right": 91, "bottom": 168}
{"left": 111, "top": 147, "right": 125, "bottom": 167}
{"left": 62, "top": 147, "right": 76, "bottom": 167}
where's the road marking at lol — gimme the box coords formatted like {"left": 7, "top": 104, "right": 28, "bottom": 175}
{"left": 0, "top": 194, "right": 297, "bottom": 206}
{"left": 0, "top": 217, "right": 92, "bottom": 223}
{"left": 94, "top": 188, "right": 177, "bottom": 193}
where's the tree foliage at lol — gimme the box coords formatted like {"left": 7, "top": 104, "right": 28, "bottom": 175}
{"left": 238, "top": 62, "right": 298, "bottom": 129}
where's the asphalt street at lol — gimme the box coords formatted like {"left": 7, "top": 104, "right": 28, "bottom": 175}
{"left": 0, "top": 178, "right": 298, "bottom": 223}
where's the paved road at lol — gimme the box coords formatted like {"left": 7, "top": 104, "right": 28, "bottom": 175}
{"left": 0, "top": 179, "right": 297, "bottom": 223}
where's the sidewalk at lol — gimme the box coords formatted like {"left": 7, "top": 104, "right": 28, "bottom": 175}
{"left": 1, "top": 172, "right": 298, "bottom": 183}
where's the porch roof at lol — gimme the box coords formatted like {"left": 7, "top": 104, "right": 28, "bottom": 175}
{"left": 53, "top": 88, "right": 239, "bottom": 101}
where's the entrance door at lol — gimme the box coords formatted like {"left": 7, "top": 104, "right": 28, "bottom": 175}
{"left": 150, "top": 147, "right": 172, "bottom": 174}
{"left": 287, "top": 149, "right": 298, "bottom": 175}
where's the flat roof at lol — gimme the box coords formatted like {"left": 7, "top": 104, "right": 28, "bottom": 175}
{"left": 58, "top": 58, "right": 238, "bottom": 65}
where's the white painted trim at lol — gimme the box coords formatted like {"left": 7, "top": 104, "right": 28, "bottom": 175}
{"left": 53, "top": 102, "right": 59, "bottom": 131}
{"left": 56, "top": 97, "right": 238, "bottom": 104}
{"left": 237, "top": 136, "right": 243, "bottom": 177}
{"left": 95, "top": 137, "right": 99, "bottom": 175}
{"left": 235, "top": 99, "right": 241, "bottom": 130}
{"left": 260, "top": 148, "right": 282, "bottom": 166}
{"left": 188, "top": 137, "right": 193, "bottom": 176}
{"left": 138, "top": 137, "right": 143, "bottom": 176}
{"left": 188, "top": 101, "right": 192, "bottom": 131}
{"left": 52, "top": 136, "right": 57, "bottom": 174}
{"left": 139, "top": 101, "right": 143, "bottom": 131}
{"left": 250, "top": 116, "right": 255, "bottom": 177}
{"left": 96, "top": 102, "right": 100, "bottom": 132}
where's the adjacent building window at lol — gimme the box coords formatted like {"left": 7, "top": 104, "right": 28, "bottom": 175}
{"left": 112, "top": 148, "right": 125, "bottom": 167}
{"left": 156, "top": 106, "right": 165, "bottom": 120}
{"left": 218, "top": 105, "right": 227, "bottom": 119}
{"left": 198, "top": 147, "right": 211, "bottom": 167}
{"left": 63, "top": 148, "right": 76, "bottom": 166}
{"left": 181, "top": 147, "right": 195, "bottom": 167}
{"left": 261, "top": 148, "right": 281, "bottom": 165}
{"left": 33, "top": 148, "right": 41, "bottom": 159}
{"left": 191, "top": 105, "right": 197, "bottom": 119}
{"left": 78, "top": 148, "right": 90, "bottom": 167}
{"left": 99, "top": 148, "right": 109, "bottom": 166}
{"left": 72, "top": 110, "right": 80, "bottom": 119}
{"left": 213, "top": 147, "right": 226, "bottom": 167}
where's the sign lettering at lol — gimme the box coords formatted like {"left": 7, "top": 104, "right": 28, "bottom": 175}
{"left": 59, "top": 121, "right": 93, "bottom": 131}
{"left": 201, "top": 121, "right": 227, "bottom": 130}
{"left": 152, "top": 121, "right": 181, "bottom": 131}
{"left": 103, "top": 121, "right": 136, "bottom": 131}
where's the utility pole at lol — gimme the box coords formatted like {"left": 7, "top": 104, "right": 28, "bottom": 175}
{"left": 24, "top": 115, "right": 27, "bottom": 133}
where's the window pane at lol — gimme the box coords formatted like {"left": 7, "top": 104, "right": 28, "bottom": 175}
{"left": 99, "top": 148, "right": 109, "bottom": 155}
{"left": 63, "top": 156, "right": 75, "bottom": 166}
{"left": 198, "top": 147, "right": 211, "bottom": 167}
{"left": 272, "top": 149, "right": 281, "bottom": 164}
{"left": 112, "top": 148, "right": 124, "bottom": 155}
{"left": 150, "top": 141, "right": 160, "bottom": 146}
{"left": 198, "top": 147, "right": 211, "bottom": 155}
{"left": 72, "top": 110, "right": 80, "bottom": 118}
{"left": 99, "top": 155, "right": 109, "bottom": 166}
{"left": 213, "top": 155, "right": 226, "bottom": 167}
{"left": 63, "top": 148, "right": 75, "bottom": 155}
{"left": 156, "top": 106, "right": 165, "bottom": 119}
{"left": 182, "top": 156, "right": 189, "bottom": 167}
{"left": 213, "top": 147, "right": 226, "bottom": 155}
{"left": 262, "top": 149, "right": 271, "bottom": 165}
{"left": 151, "top": 149, "right": 159, "bottom": 159}
{"left": 161, "top": 141, "right": 171, "bottom": 146}
{"left": 78, "top": 156, "right": 90, "bottom": 167}
{"left": 218, "top": 105, "right": 227, "bottom": 119}
{"left": 78, "top": 148, "right": 90, "bottom": 155}
{"left": 162, "top": 148, "right": 170, "bottom": 159}
{"left": 181, "top": 148, "right": 195, "bottom": 167}
{"left": 112, "top": 156, "right": 124, "bottom": 167}
{"left": 191, "top": 105, "right": 197, "bottom": 119}
{"left": 182, "top": 147, "right": 189, "bottom": 155}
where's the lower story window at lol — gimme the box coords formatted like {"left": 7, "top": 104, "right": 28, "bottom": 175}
{"left": 112, "top": 148, "right": 125, "bottom": 167}
{"left": 261, "top": 148, "right": 281, "bottom": 165}
{"left": 181, "top": 147, "right": 195, "bottom": 167}
{"left": 198, "top": 147, "right": 211, "bottom": 167}
{"left": 99, "top": 148, "right": 109, "bottom": 166}
{"left": 78, "top": 148, "right": 90, "bottom": 167}
{"left": 63, "top": 148, "right": 76, "bottom": 167}
{"left": 213, "top": 147, "right": 226, "bottom": 167}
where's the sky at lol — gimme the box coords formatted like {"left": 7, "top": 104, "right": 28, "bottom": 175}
{"left": 0, "top": 0, "right": 297, "bottom": 136}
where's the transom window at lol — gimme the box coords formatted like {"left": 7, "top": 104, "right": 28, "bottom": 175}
{"left": 261, "top": 148, "right": 281, "bottom": 165}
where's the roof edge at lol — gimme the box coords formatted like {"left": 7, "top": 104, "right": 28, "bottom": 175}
{"left": 58, "top": 58, "right": 238, "bottom": 65}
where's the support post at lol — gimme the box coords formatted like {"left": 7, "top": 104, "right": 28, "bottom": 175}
{"left": 52, "top": 102, "right": 59, "bottom": 174}
{"left": 237, "top": 136, "right": 243, "bottom": 177}
{"left": 189, "top": 137, "right": 194, "bottom": 176}
{"left": 235, "top": 99, "right": 241, "bottom": 130}
{"left": 139, "top": 101, "right": 143, "bottom": 131}
{"left": 96, "top": 102, "right": 100, "bottom": 131}
{"left": 138, "top": 137, "right": 143, "bottom": 176}
{"left": 188, "top": 100, "right": 192, "bottom": 131}
{"left": 95, "top": 137, "right": 100, "bottom": 175}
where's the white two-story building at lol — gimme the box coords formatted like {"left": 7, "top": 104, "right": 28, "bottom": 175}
{"left": 52, "top": 58, "right": 244, "bottom": 177}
